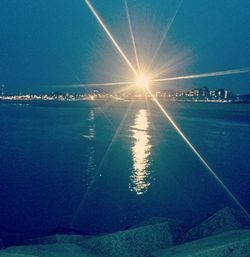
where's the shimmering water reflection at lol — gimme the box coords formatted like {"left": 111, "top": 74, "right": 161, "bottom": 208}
{"left": 85, "top": 109, "right": 96, "bottom": 188}
{"left": 130, "top": 109, "right": 152, "bottom": 195}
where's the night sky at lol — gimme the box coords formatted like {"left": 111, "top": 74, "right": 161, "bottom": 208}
{"left": 0, "top": 0, "right": 250, "bottom": 94}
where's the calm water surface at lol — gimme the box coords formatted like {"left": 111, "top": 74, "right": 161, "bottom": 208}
{"left": 0, "top": 101, "right": 249, "bottom": 235}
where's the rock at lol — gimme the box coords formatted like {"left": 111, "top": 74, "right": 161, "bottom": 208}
{"left": 136, "top": 217, "right": 185, "bottom": 244}
{"left": 80, "top": 221, "right": 182, "bottom": 257}
{"left": 184, "top": 207, "right": 250, "bottom": 241}
{"left": 23, "top": 234, "right": 91, "bottom": 245}
{"left": 153, "top": 229, "right": 250, "bottom": 257}
{"left": 1, "top": 243, "right": 104, "bottom": 257}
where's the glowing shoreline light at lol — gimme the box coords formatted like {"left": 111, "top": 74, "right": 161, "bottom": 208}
{"left": 72, "top": 0, "right": 250, "bottom": 221}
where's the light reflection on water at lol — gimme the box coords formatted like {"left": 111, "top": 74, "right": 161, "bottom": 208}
{"left": 130, "top": 109, "right": 152, "bottom": 195}
{"left": 85, "top": 109, "right": 96, "bottom": 187}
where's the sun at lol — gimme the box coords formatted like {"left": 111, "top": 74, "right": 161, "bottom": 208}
{"left": 135, "top": 74, "right": 150, "bottom": 88}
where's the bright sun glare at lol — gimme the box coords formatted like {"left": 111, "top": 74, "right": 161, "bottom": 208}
{"left": 135, "top": 74, "right": 150, "bottom": 88}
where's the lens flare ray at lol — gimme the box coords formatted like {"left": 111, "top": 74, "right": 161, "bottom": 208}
{"left": 148, "top": 0, "right": 183, "bottom": 70}
{"left": 152, "top": 67, "right": 250, "bottom": 83}
{"left": 147, "top": 88, "right": 249, "bottom": 218}
{"left": 53, "top": 66, "right": 250, "bottom": 89}
{"left": 54, "top": 81, "right": 135, "bottom": 88}
{"left": 85, "top": 0, "right": 137, "bottom": 76}
{"left": 125, "top": 0, "right": 141, "bottom": 73}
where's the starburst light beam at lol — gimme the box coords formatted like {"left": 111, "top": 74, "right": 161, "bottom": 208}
{"left": 52, "top": 66, "right": 250, "bottom": 88}
{"left": 147, "top": 88, "right": 249, "bottom": 218}
{"left": 124, "top": 0, "right": 141, "bottom": 72}
{"left": 85, "top": 0, "right": 138, "bottom": 76}
{"left": 73, "top": 81, "right": 135, "bottom": 87}
{"left": 148, "top": 0, "right": 183, "bottom": 70}
{"left": 53, "top": 81, "right": 135, "bottom": 88}
{"left": 152, "top": 67, "right": 250, "bottom": 83}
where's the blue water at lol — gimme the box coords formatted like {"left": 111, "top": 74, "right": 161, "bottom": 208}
{"left": 0, "top": 101, "right": 250, "bottom": 236}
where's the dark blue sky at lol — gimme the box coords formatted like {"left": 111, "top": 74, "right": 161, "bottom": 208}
{"left": 0, "top": 0, "right": 250, "bottom": 93}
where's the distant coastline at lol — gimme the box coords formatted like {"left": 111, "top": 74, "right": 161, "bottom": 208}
{"left": 1, "top": 86, "right": 250, "bottom": 104}
{"left": 1, "top": 98, "right": 250, "bottom": 104}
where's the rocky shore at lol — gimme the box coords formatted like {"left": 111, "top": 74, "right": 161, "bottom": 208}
{"left": 0, "top": 207, "right": 249, "bottom": 257}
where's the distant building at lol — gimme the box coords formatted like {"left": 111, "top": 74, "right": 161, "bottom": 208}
{"left": 217, "top": 89, "right": 225, "bottom": 99}
{"left": 163, "top": 90, "right": 178, "bottom": 98}
{"left": 199, "top": 87, "right": 209, "bottom": 98}
{"left": 184, "top": 87, "right": 209, "bottom": 99}
{"left": 185, "top": 90, "right": 194, "bottom": 97}
{"left": 209, "top": 90, "right": 216, "bottom": 98}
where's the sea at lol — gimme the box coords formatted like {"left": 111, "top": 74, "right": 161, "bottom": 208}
{"left": 0, "top": 100, "right": 250, "bottom": 237}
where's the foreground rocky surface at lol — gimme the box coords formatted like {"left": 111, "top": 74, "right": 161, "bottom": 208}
{"left": 1, "top": 229, "right": 250, "bottom": 257}
{"left": 184, "top": 207, "right": 250, "bottom": 242}
{"left": 0, "top": 243, "right": 105, "bottom": 257}
{"left": 154, "top": 229, "right": 250, "bottom": 257}
{"left": 0, "top": 219, "right": 182, "bottom": 257}
{"left": 80, "top": 220, "right": 182, "bottom": 257}
{"left": 0, "top": 207, "right": 250, "bottom": 257}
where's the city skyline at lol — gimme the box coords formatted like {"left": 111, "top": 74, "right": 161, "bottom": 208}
{"left": 1, "top": 85, "right": 249, "bottom": 104}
